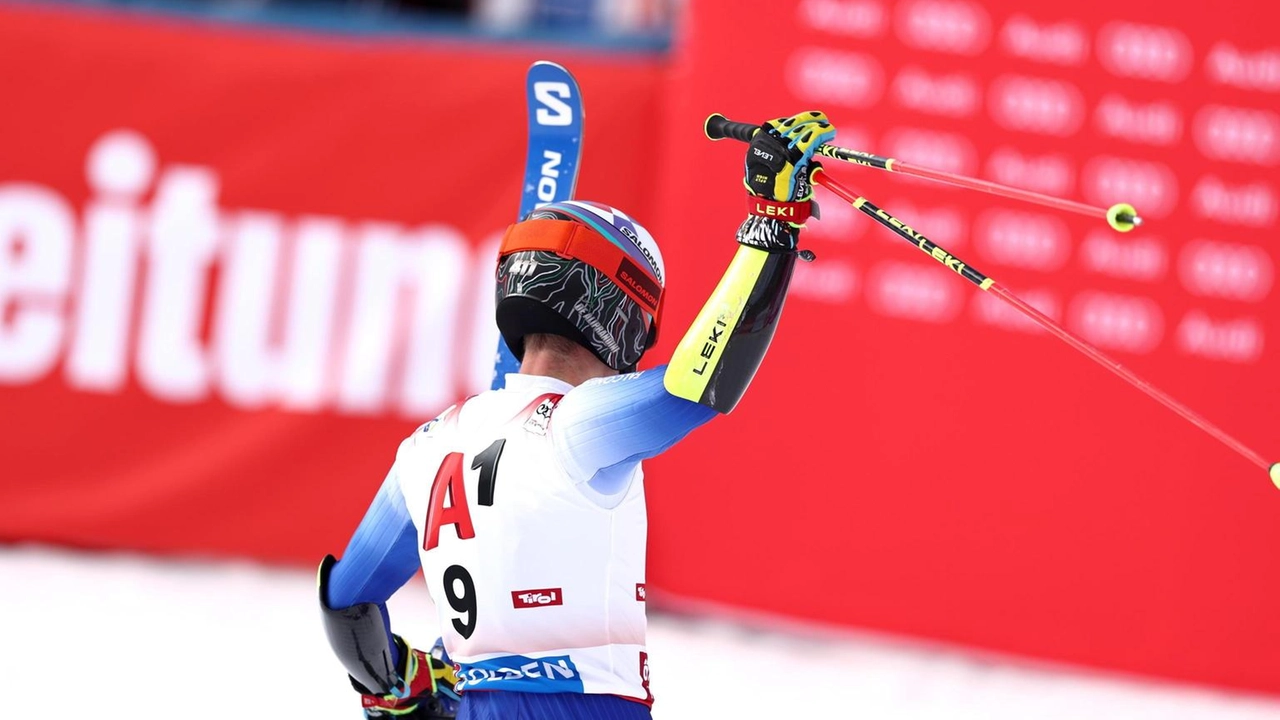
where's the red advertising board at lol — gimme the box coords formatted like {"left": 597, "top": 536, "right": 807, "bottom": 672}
{"left": 0, "top": 4, "right": 662, "bottom": 556}
{"left": 645, "top": 0, "right": 1280, "bottom": 696}
{"left": 1, "top": 0, "right": 1278, "bottom": 698}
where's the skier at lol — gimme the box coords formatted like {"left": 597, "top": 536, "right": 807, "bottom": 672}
{"left": 318, "top": 110, "right": 836, "bottom": 719}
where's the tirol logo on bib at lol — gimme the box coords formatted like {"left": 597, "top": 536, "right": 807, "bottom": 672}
{"left": 512, "top": 587, "right": 563, "bottom": 608}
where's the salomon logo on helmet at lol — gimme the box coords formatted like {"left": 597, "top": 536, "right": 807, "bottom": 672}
{"left": 533, "top": 201, "right": 665, "bottom": 285}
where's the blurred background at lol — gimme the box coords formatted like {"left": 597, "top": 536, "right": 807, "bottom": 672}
{"left": 1, "top": 0, "right": 1278, "bottom": 717}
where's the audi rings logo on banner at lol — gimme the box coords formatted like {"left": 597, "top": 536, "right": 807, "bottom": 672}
{"left": 987, "top": 75, "right": 1085, "bottom": 137}
{"left": 973, "top": 209, "right": 1071, "bottom": 272}
{"left": 1068, "top": 292, "right": 1164, "bottom": 354}
{"left": 1082, "top": 156, "right": 1178, "bottom": 219}
{"left": 999, "top": 14, "right": 1088, "bottom": 66}
{"left": 796, "top": 0, "right": 887, "bottom": 38}
{"left": 891, "top": 65, "right": 980, "bottom": 118}
{"left": 1096, "top": 21, "right": 1193, "bottom": 82}
{"left": 1193, "top": 105, "right": 1280, "bottom": 166}
{"left": 894, "top": 0, "right": 991, "bottom": 56}
{"left": 787, "top": 47, "right": 885, "bottom": 108}
{"left": 1178, "top": 240, "right": 1274, "bottom": 303}
{"left": 793, "top": 260, "right": 859, "bottom": 304}
{"left": 866, "top": 261, "right": 962, "bottom": 322}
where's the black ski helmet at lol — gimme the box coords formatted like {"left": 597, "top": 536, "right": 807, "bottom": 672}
{"left": 496, "top": 200, "right": 666, "bottom": 373}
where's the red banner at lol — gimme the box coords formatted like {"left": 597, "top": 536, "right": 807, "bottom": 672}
{"left": 645, "top": 0, "right": 1280, "bottom": 697}
{"left": 0, "top": 4, "right": 662, "bottom": 556}
{"left": 2, "top": 0, "right": 1279, "bottom": 699}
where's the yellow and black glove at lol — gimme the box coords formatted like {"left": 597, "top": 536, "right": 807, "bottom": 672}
{"left": 738, "top": 111, "right": 836, "bottom": 251}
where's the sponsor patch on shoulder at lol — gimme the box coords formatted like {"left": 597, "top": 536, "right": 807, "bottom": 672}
{"left": 523, "top": 398, "right": 557, "bottom": 435}
{"left": 419, "top": 405, "right": 456, "bottom": 436}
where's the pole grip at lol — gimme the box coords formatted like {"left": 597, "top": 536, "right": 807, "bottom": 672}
{"left": 705, "top": 113, "right": 759, "bottom": 143}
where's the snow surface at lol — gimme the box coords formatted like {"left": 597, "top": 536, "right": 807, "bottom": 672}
{"left": 2, "top": 543, "right": 1279, "bottom": 719}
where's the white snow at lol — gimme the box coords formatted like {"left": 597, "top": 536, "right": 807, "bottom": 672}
{"left": 2, "top": 543, "right": 1278, "bottom": 719}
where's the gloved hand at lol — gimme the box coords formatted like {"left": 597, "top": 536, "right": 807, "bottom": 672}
{"left": 353, "top": 635, "right": 460, "bottom": 719}
{"left": 738, "top": 111, "right": 836, "bottom": 252}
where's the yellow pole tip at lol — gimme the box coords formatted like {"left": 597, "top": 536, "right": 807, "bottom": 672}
{"left": 1106, "top": 203, "right": 1139, "bottom": 232}
{"left": 1271, "top": 463, "right": 1280, "bottom": 490}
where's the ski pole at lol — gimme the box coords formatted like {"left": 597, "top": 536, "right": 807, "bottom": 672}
{"left": 707, "top": 114, "right": 1278, "bottom": 488}
{"left": 705, "top": 113, "right": 1142, "bottom": 233}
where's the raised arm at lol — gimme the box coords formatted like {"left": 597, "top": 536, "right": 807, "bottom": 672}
{"left": 666, "top": 111, "right": 834, "bottom": 412}
{"left": 553, "top": 111, "right": 836, "bottom": 490}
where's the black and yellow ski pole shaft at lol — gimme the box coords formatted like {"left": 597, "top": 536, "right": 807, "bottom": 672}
{"left": 707, "top": 113, "right": 1278, "bottom": 488}
{"left": 706, "top": 113, "right": 1141, "bottom": 233}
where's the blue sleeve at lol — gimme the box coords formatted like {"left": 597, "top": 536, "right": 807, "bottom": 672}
{"left": 552, "top": 365, "right": 717, "bottom": 490}
{"left": 325, "top": 462, "right": 422, "bottom": 609}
